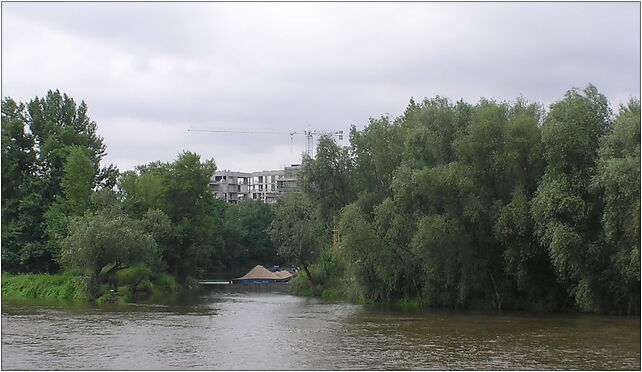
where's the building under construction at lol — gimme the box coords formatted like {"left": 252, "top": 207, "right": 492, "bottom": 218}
{"left": 209, "top": 164, "right": 301, "bottom": 204}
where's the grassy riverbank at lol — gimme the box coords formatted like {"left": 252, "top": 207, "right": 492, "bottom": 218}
{"left": 2, "top": 270, "right": 180, "bottom": 304}
{"left": 2, "top": 273, "right": 89, "bottom": 301}
{"left": 288, "top": 275, "right": 423, "bottom": 307}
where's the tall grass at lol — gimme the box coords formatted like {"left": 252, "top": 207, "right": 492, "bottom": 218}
{"left": 2, "top": 271, "right": 185, "bottom": 304}
{"left": 1, "top": 273, "right": 90, "bottom": 301}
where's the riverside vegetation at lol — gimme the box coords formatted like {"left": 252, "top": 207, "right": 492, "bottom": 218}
{"left": 2, "top": 90, "right": 281, "bottom": 302}
{"left": 2, "top": 85, "right": 639, "bottom": 314}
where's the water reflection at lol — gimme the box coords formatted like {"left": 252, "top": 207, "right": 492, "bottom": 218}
{"left": 2, "top": 285, "right": 639, "bottom": 370}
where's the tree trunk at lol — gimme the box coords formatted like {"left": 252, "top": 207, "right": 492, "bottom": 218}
{"left": 89, "top": 269, "right": 102, "bottom": 300}
{"left": 627, "top": 293, "right": 632, "bottom": 315}
{"left": 488, "top": 270, "right": 502, "bottom": 311}
{"left": 303, "top": 265, "right": 321, "bottom": 296}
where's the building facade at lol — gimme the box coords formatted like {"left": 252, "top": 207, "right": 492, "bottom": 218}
{"left": 209, "top": 170, "right": 252, "bottom": 203}
{"left": 209, "top": 164, "right": 301, "bottom": 204}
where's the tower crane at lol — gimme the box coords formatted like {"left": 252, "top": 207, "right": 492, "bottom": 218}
{"left": 187, "top": 127, "right": 344, "bottom": 158}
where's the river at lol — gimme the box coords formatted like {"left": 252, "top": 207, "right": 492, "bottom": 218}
{"left": 2, "top": 285, "right": 639, "bottom": 370}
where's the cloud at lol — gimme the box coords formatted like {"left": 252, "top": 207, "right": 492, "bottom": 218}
{"left": 2, "top": 2, "right": 639, "bottom": 172}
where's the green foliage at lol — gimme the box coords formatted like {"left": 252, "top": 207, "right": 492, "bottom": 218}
{"left": 1, "top": 273, "right": 90, "bottom": 301}
{"left": 118, "top": 152, "right": 219, "bottom": 281}
{"left": 299, "top": 135, "right": 356, "bottom": 221}
{"left": 1, "top": 91, "right": 114, "bottom": 273}
{"left": 3, "top": 87, "right": 638, "bottom": 314}
{"left": 218, "top": 199, "right": 280, "bottom": 270}
{"left": 531, "top": 85, "right": 615, "bottom": 312}
{"left": 269, "top": 193, "right": 325, "bottom": 269}
{"left": 116, "top": 266, "right": 152, "bottom": 288}
{"left": 269, "top": 193, "right": 325, "bottom": 295}
{"left": 350, "top": 115, "right": 404, "bottom": 208}
{"left": 151, "top": 273, "right": 177, "bottom": 294}
{"left": 3, "top": 92, "right": 278, "bottom": 303}
{"left": 60, "top": 146, "right": 97, "bottom": 214}
{"left": 589, "top": 98, "right": 641, "bottom": 314}
{"left": 44, "top": 146, "right": 98, "bottom": 249}
{"left": 287, "top": 273, "right": 313, "bottom": 296}
{"left": 60, "top": 207, "right": 157, "bottom": 297}
{"left": 298, "top": 85, "right": 639, "bottom": 314}
{"left": 61, "top": 210, "right": 156, "bottom": 273}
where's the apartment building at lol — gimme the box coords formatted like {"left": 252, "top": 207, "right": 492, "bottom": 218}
{"left": 250, "top": 170, "right": 282, "bottom": 203}
{"left": 277, "top": 164, "right": 301, "bottom": 193}
{"left": 209, "top": 170, "right": 252, "bottom": 204}
{"left": 209, "top": 164, "right": 301, "bottom": 204}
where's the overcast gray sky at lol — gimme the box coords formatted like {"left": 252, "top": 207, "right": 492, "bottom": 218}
{"left": 2, "top": 2, "right": 640, "bottom": 172}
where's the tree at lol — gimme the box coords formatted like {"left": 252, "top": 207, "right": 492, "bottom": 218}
{"left": 1, "top": 91, "right": 114, "bottom": 273}
{"left": 214, "top": 199, "right": 279, "bottom": 272}
{"left": 531, "top": 84, "right": 612, "bottom": 311}
{"left": 299, "top": 135, "right": 356, "bottom": 221}
{"left": 60, "top": 208, "right": 158, "bottom": 298}
{"left": 45, "top": 146, "right": 98, "bottom": 249}
{"left": 269, "top": 193, "right": 325, "bottom": 295}
{"left": 236, "top": 200, "right": 279, "bottom": 266}
{"left": 590, "top": 98, "right": 641, "bottom": 314}
{"left": 349, "top": 115, "right": 404, "bottom": 212}
{"left": 159, "top": 152, "right": 218, "bottom": 279}
{"left": 118, "top": 169, "right": 166, "bottom": 217}
{"left": 402, "top": 96, "right": 469, "bottom": 168}
{"left": 1, "top": 98, "right": 38, "bottom": 272}
{"left": 59, "top": 146, "right": 96, "bottom": 215}
{"left": 118, "top": 151, "right": 219, "bottom": 280}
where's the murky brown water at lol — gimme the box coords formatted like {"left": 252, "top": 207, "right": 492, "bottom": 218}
{"left": 2, "top": 285, "right": 640, "bottom": 370}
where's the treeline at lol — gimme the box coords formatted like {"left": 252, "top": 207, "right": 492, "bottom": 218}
{"left": 294, "top": 85, "right": 640, "bottom": 314}
{"left": 3, "top": 87, "right": 639, "bottom": 313}
{"left": 1, "top": 90, "right": 280, "bottom": 301}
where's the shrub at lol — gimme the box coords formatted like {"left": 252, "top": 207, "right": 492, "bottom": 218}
{"left": 151, "top": 273, "right": 177, "bottom": 294}
{"left": 288, "top": 273, "right": 312, "bottom": 296}
{"left": 116, "top": 266, "right": 152, "bottom": 288}
{"left": 320, "top": 288, "right": 344, "bottom": 300}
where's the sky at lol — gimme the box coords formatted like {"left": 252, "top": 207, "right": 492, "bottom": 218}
{"left": 2, "top": 2, "right": 640, "bottom": 173}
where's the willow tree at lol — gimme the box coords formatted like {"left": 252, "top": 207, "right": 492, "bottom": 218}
{"left": 531, "top": 85, "right": 612, "bottom": 312}
{"left": 60, "top": 208, "right": 161, "bottom": 298}
{"left": 591, "top": 98, "right": 641, "bottom": 314}
{"left": 269, "top": 193, "right": 325, "bottom": 295}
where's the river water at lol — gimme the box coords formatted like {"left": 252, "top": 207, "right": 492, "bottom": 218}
{"left": 2, "top": 285, "right": 640, "bottom": 370}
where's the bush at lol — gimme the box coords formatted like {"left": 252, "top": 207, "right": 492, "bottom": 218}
{"left": 309, "top": 264, "right": 327, "bottom": 285}
{"left": 151, "top": 273, "right": 177, "bottom": 294}
{"left": 116, "top": 266, "right": 152, "bottom": 287}
{"left": 320, "top": 288, "right": 344, "bottom": 300}
{"left": 136, "top": 279, "right": 153, "bottom": 293}
{"left": 288, "top": 273, "right": 312, "bottom": 296}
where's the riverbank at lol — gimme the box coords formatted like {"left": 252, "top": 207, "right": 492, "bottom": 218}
{"left": 288, "top": 272, "right": 634, "bottom": 313}
{"left": 1, "top": 273, "right": 88, "bottom": 301}
{"left": 1, "top": 271, "right": 180, "bottom": 304}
